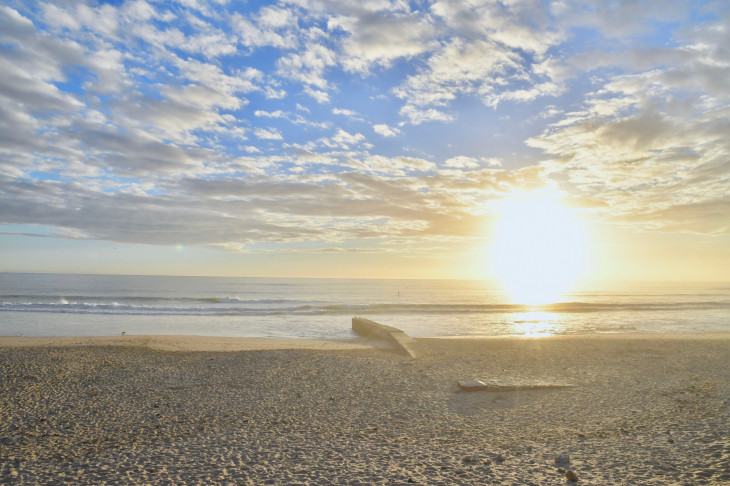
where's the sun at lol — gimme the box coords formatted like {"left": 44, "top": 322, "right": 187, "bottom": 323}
{"left": 490, "top": 191, "right": 587, "bottom": 305}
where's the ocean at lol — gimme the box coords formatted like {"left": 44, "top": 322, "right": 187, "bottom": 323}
{"left": 1, "top": 273, "right": 728, "bottom": 339}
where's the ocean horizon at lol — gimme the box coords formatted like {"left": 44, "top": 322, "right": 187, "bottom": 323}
{"left": 1, "top": 272, "right": 729, "bottom": 339}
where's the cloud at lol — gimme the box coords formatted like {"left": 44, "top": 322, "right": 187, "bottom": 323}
{"left": 320, "top": 129, "right": 366, "bottom": 149}
{"left": 529, "top": 73, "right": 730, "bottom": 234}
{"left": 174, "top": 57, "right": 263, "bottom": 96}
{"left": 163, "top": 84, "right": 244, "bottom": 110}
{"left": 2, "top": 0, "right": 729, "bottom": 264}
{"left": 231, "top": 6, "right": 298, "bottom": 49}
{"left": 394, "top": 38, "right": 524, "bottom": 121}
{"left": 330, "top": 10, "right": 436, "bottom": 72}
{"left": 254, "top": 128, "right": 284, "bottom": 140}
{"left": 276, "top": 43, "right": 337, "bottom": 92}
{"left": 555, "top": 0, "right": 691, "bottom": 40}
{"left": 332, "top": 107, "right": 360, "bottom": 117}
{"left": 431, "top": 0, "right": 561, "bottom": 55}
{"left": 387, "top": 0, "right": 567, "bottom": 121}
{"left": 372, "top": 124, "right": 400, "bottom": 137}
{"left": 444, "top": 156, "right": 480, "bottom": 169}
{"left": 255, "top": 110, "right": 287, "bottom": 118}
{"left": 185, "top": 30, "right": 238, "bottom": 58}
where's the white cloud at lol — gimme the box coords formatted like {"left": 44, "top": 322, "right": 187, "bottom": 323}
{"left": 264, "top": 85, "right": 286, "bottom": 99}
{"left": 254, "top": 127, "right": 284, "bottom": 140}
{"left": 240, "top": 145, "right": 262, "bottom": 153}
{"left": 185, "top": 30, "right": 238, "bottom": 57}
{"left": 327, "top": 129, "right": 365, "bottom": 149}
{"left": 42, "top": 3, "right": 81, "bottom": 30}
{"left": 255, "top": 110, "right": 287, "bottom": 118}
{"left": 163, "top": 84, "right": 243, "bottom": 110}
{"left": 444, "top": 156, "right": 479, "bottom": 169}
{"left": 174, "top": 57, "right": 263, "bottom": 96}
{"left": 330, "top": 11, "right": 436, "bottom": 72}
{"left": 332, "top": 107, "right": 360, "bottom": 117}
{"left": 372, "top": 124, "right": 400, "bottom": 137}
{"left": 528, "top": 47, "right": 730, "bottom": 235}
{"left": 231, "top": 10, "right": 298, "bottom": 49}
{"left": 431, "top": 0, "right": 561, "bottom": 55}
{"left": 124, "top": 0, "right": 159, "bottom": 22}
{"left": 394, "top": 38, "right": 521, "bottom": 120}
{"left": 398, "top": 105, "right": 454, "bottom": 125}
{"left": 351, "top": 155, "right": 435, "bottom": 175}
{"left": 3, "top": 0, "right": 729, "bottom": 259}
{"left": 276, "top": 43, "right": 337, "bottom": 91}
{"left": 303, "top": 85, "right": 330, "bottom": 103}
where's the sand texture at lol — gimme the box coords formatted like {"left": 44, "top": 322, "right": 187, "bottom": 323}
{"left": 1, "top": 334, "right": 728, "bottom": 484}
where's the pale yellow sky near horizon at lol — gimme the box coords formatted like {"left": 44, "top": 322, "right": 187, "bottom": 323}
{"left": 1, "top": 217, "right": 728, "bottom": 283}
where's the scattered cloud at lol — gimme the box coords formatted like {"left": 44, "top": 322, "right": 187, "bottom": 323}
{"left": 332, "top": 107, "right": 360, "bottom": 117}
{"left": 372, "top": 124, "right": 400, "bottom": 137}
{"left": 254, "top": 127, "right": 284, "bottom": 140}
{"left": 1, "top": 0, "right": 729, "bottom": 267}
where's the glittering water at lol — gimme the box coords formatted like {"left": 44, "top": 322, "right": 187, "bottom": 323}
{"left": 1, "top": 273, "right": 728, "bottom": 338}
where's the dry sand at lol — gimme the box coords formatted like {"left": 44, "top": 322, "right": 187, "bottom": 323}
{"left": 1, "top": 333, "right": 728, "bottom": 484}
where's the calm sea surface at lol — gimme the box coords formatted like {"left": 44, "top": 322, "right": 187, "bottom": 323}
{"left": 1, "top": 273, "right": 728, "bottom": 339}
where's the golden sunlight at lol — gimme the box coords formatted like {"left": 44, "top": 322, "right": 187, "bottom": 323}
{"left": 490, "top": 191, "right": 587, "bottom": 305}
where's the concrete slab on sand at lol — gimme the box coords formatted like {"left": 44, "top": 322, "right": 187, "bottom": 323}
{"left": 351, "top": 317, "right": 416, "bottom": 358}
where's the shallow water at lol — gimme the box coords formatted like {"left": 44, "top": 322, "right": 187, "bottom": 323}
{"left": 1, "top": 273, "right": 728, "bottom": 338}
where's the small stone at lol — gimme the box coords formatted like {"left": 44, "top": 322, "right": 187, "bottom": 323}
{"left": 463, "top": 454, "right": 479, "bottom": 463}
{"left": 566, "top": 470, "right": 579, "bottom": 482}
{"left": 554, "top": 453, "right": 570, "bottom": 467}
{"left": 668, "top": 437, "right": 675, "bottom": 443}
{"left": 495, "top": 453, "right": 505, "bottom": 462}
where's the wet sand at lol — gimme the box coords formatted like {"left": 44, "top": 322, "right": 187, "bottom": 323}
{"left": 1, "top": 333, "right": 728, "bottom": 484}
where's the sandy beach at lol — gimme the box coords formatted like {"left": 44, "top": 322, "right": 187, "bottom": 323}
{"left": 1, "top": 333, "right": 728, "bottom": 485}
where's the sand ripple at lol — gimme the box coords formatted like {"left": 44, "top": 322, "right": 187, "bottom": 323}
{"left": 1, "top": 335, "right": 728, "bottom": 484}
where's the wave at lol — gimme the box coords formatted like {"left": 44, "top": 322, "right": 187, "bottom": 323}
{"left": 2, "top": 299, "right": 729, "bottom": 317}
{"left": 0, "top": 294, "right": 296, "bottom": 305}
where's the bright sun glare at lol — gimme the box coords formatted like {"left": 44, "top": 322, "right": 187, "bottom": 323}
{"left": 490, "top": 191, "right": 587, "bottom": 305}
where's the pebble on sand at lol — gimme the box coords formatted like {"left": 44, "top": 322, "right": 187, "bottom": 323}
{"left": 566, "top": 470, "right": 579, "bottom": 482}
{"left": 555, "top": 453, "right": 570, "bottom": 466}
{"left": 462, "top": 454, "right": 479, "bottom": 463}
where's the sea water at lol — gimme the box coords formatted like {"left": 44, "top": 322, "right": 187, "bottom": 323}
{"left": 0, "top": 273, "right": 728, "bottom": 339}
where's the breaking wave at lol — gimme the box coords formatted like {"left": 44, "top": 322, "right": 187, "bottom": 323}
{"left": 2, "top": 297, "right": 729, "bottom": 317}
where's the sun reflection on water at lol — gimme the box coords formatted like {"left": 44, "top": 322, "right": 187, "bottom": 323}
{"left": 510, "top": 311, "right": 560, "bottom": 337}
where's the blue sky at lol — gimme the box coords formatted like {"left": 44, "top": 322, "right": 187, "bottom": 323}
{"left": 0, "top": 0, "right": 729, "bottom": 280}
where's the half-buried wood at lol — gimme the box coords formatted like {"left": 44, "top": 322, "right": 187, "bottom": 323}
{"left": 457, "top": 379, "right": 574, "bottom": 392}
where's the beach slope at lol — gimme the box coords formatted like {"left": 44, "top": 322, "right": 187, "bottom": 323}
{"left": 1, "top": 334, "right": 728, "bottom": 484}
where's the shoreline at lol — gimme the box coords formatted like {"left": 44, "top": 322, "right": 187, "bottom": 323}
{"left": 0, "top": 334, "right": 384, "bottom": 352}
{"left": 1, "top": 331, "right": 729, "bottom": 352}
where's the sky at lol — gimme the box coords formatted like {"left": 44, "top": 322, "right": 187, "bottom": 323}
{"left": 0, "top": 0, "right": 729, "bottom": 281}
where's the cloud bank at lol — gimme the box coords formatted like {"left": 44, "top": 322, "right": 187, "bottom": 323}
{"left": 1, "top": 1, "right": 728, "bottom": 263}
